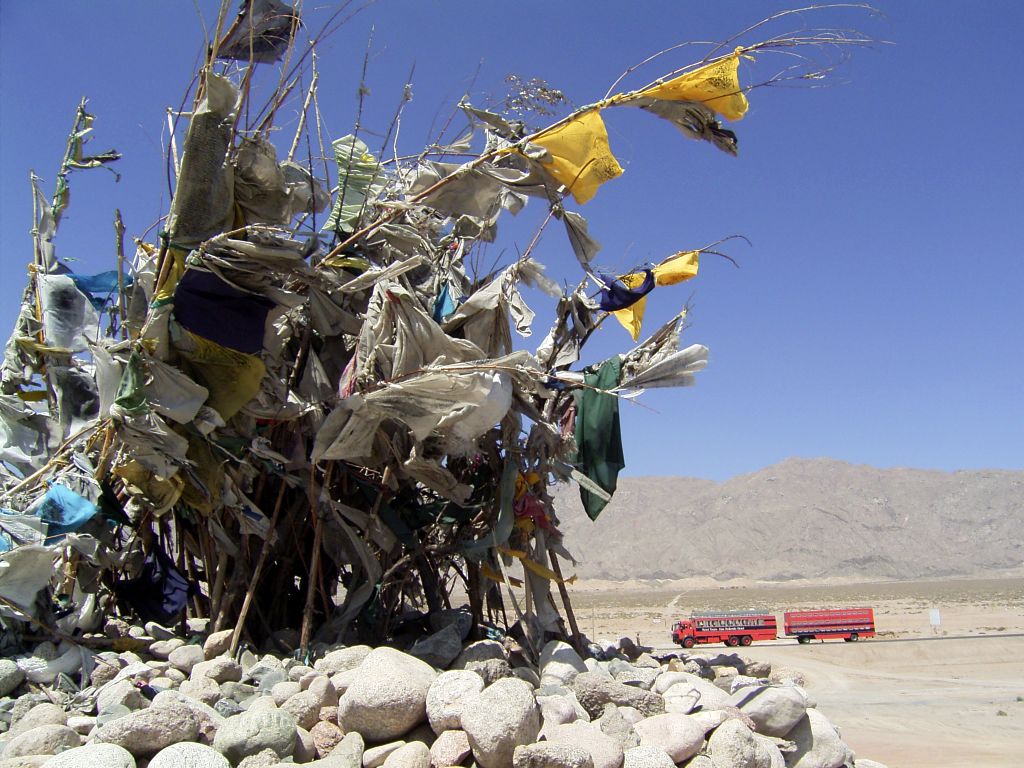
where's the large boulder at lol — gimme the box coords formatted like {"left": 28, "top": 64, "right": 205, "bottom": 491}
{"left": 382, "top": 742, "right": 431, "bottom": 768}
{"left": 315, "top": 646, "right": 373, "bottom": 675}
{"left": 430, "top": 729, "right": 471, "bottom": 768}
{"left": 0, "top": 660, "right": 25, "bottom": 697}
{"left": 461, "top": 677, "right": 540, "bottom": 768}
{"left": 570, "top": 673, "right": 664, "bottom": 719}
{"left": 622, "top": 746, "right": 674, "bottom": 768}
{"left": 513, "top": 743, "right": 595, "bottom": 768}
{"left": 543, "top": 721, "right": 624, "bottom": 768}
{"left": 38, "top": 743, "right": 135, "bottom": 768}
{"left": 539, "top": 642, "right": 588, "bottom": 688}
{"left": 212, "top": 709, "right": 297, "bottom": 764}
{"left": 337, "top": 648, "right": 437, "bottom": 741}
{"left": 2, "top": 725, "right": 80, "bottom": 757}
{"left": 426, "top": 670, "right": 485, "bottom": 734}
{"left": 784, "top": 710, "right": 855, "bottom": 768}
{"left": 409, "top": 624, "right": 464, "bottom": 670}
{"left": 92, "top": 705, "right": 200, "bottom": 758}
{"left": 631, "top": 714, "right": 705, "bottom": 764}
{"left": 725, "top": 686, "right": 808, "bottom": 738}
{"left": 149, "top": 742, "right": 231, "bottom": 768}
{"left": 707, "top": 718, "right": 762, "bottom": 768}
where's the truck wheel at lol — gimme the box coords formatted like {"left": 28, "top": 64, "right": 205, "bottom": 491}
{"left": 682, "top": 637, "right": 695, "bottom": 649}
{"left": 797, "top": 636, "right": 810, "bottom": 644}
{"left": 740, "top": 635, "right": 753, "bottom": 646}
{"left": 726, "top": 637, "right": 739, "bottom": 647}
{"left": 849, "top": 633, "right": 859, "bottom": 642}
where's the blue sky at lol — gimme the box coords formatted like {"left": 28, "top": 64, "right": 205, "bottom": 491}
{"left": 1, "top": 1, "right": 1021, "bottom": 481}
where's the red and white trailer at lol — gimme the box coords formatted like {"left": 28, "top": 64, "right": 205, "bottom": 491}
{"left": 671, "top": 611, "right": 778, "bottom": 648}
{"left": 783, "top": 608, "right": 876, "bottom": 643}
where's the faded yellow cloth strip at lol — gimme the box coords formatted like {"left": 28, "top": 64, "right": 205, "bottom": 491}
{"left": 612, "top": 251, "right": 700, "bottom": 340}
{"left": 152, "top": 247, "right": 187, "bottom": 306}
{"left": 637, "top": 49, "right": 748, "bottom": 121}
{"left": 497, "top": 545, "right": 577, "bottom": 585}
{"left": 528, "top": 109, "right": 623, "bottom": 204}
{"left": 481, "top": 563, "right": 524, "bottom": 588}
{"left": 178, "top": 330, "right": 265, "bottom": 420}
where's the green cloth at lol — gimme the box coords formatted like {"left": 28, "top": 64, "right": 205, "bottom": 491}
{"left": 575, "top": 356, "right": 624, "bottom": 520}
{"left": 113, "top": 353, "right": 149, "bottom": 415}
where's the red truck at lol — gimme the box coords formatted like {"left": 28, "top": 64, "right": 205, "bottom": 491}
{"left": 671, "top": 611, "right": 778, "bottom": 648}
{"left": 783, "top": 608, "right": 876, "bottom": 643}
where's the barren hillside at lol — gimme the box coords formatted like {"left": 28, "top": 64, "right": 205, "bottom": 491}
{"left": 553, "top": 458, "right": 1024, "bottom": 581}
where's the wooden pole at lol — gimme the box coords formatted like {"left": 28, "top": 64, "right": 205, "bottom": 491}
{"left": 549, "top": 546, "right": 585, "bottom": 655}
{"left": 230, "top": 480, "right": 288, "bottom": 655}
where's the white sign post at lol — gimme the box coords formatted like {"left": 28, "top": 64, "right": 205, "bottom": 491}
{"left": 929, "top": 608, "right": 941, "bottom": 634}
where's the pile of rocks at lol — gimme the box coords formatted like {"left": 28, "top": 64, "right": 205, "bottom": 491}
{"left": 0, "top": 620, "right": 888, "bottom": 768}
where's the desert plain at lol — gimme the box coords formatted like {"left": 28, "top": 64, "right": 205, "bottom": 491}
{"left": 564, "top": 577, "right": 1024, "bottom": 767}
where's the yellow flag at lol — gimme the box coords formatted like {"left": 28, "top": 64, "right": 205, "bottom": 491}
{"left": 611, "top": 251, "right": 700, "bottom": 340}
{"left": 639, "top": 51, "right": 748, "bottom": 121}
{"left": 530, "top": 109, "right": 623, "bottom": 204}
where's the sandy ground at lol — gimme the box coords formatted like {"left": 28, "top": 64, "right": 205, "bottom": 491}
{"left": 561, "top": 577, "right": 1024, "bottom": 767}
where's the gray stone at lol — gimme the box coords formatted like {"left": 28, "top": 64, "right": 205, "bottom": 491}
{"left": 429, "top": 729, "right": 471, "bottom": 768}
{"left": 725, "top": 685, "right": 808, "bottom": 738}
{"left": 192, "top": 658, "right": 243, "bottom": 684}
{"left": 90, "top": 656, "right": 123, "bottom": 688}
{"left": 539, "top": 642, "right": 588, "bottom": 688}
{"left": 461, "top": 677, "right": 540, "bottom": 768}
{"left": 328, "top": 731, "right": 365, "bottom": 768}
{"left": 708, "top": 718, "right": 761, "bottom": 768}
{"left": 151, "top": 690, "right": 226, "bottom": 746}
{"left": 612, "top": 667, "right": 659, "bottom": 691}
{"left": 622, "top": 746, "right": 675, "bottom": 768}
{"left": 784, "top": 710, "right": 854, "bottom": 768}
{"left": 743, "top": 661, "right": 772, "bottom": 678}
{"left": 149, "top": 742, "right": 231, "bottom": 768}
{"left": 426, "top": 670, "right": 485, "bottom": 734}
{"left": 631, "top": 713, "right": 705, "bottom": 764}
{"left": 307, "top": 676, "right": 338, "bottom": 709}
{"left": 409, "top": 624, "right": 464, "bottom": 670}
{"left": 145, "top": 622, "right": 177, "bottom": 641}
{"left": 570, "top": 674, "right": 664, "bottom": 719}
{"left": 2, "top": 724, "right": 80, "bottom": 757}
{"left": 97, "top": 680, "right": 149, "bottom": 713}
{"left": 853, "top": 761, "right": 887, "bottom": 768}
{"left": 450, "top": 640, "right": 505, "bottom": 671}
{"left": 429, "top": 609, "right": 473, "bottom": 641}
{"left": 512, "top": 667, "right": 541, "bottom": 688}
{"left": 222, "top": 682, "right": 258, "bottom": 703}
{"left": 363, "top": 741, "right": 405, "bottom": 768}
{"left": 39, "top": 743, "right": 135, "bottom": 768}
{"left": 543, "top": 722, "right": 623, "bottom": 768}
{"left": 583, "top": 659, "right": 613, "bottom": 680}
{"left": 215, "top": 699, "right": 244, "bottom": 718}
{"left": 464, "top": 659, "right": 513, "bottom": 687}
{"left": 282, "top": 689, "right": 321, "bottom": 731}
{"left": 597, "top": 705, "right": 639, "bottom": 749}
{"left": 66, "top": 715, "right": 96, "bottom": 736}
{"left": 204, "top": 630, "right": 234, "bottom": 660}
{"left": 662, "top": 677, "right": 729, "bottom": 714}
{"left": 382, "top": 742, "right": 431, "bottom": 768}
{"left": 7, "top": 704, "right": 66, "bottom": 738}
{"left": 169, "top": 645, "right": 206, "bottom": 675}
{"left": 213, "top": 709, "right": 297, "bottom": 763}
{"left": 92, "top": 705, "right": 200, "bottom": 758}
{"left": 337, "top": 647, "right": 437, "bottom": 741}
{"left": 180, "top": 675, "right": 222, "bottom": 706}
{"left": 296, "top": 726, "right": 318, "bottom": 763}
{"left": 513, "top": 743, "right": 594, "bottom": 768}
{"left": 96, "top": 704, "right": 133, "bottom": 727}
{"left": 754, "top": 735, "right": 786, "bottom": 768}
{"left": 0, "top": 662, "right": 24, "bottom": 698}
{"left": 238, "top": 748, "right": 280, "bottom": 768}
{"left": 0, "top": 756, "right": 50, "bottom": 768}
{"left": 314, "top": 646, "right": 373, "bottom": 675}
{"left": 271, "top": 680, "right": 302, "bottom": 705}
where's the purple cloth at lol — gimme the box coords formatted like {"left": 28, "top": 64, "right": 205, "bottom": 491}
{"left": 173, "top": 270, "right": 274, "bottom": 354}
{"left": 596, "top": 269, "right": 655, "bottom": 312}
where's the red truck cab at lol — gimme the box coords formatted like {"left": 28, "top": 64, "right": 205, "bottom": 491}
{"left": 671, "top": 611, "right": 778, "bottom": 648}
{"left": 783, "top": 607, "right": 876, "bottom": 643}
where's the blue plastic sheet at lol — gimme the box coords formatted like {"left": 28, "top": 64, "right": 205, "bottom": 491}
{"left": 35, "top": 484, "right": 99, "bottom": 544}
{"left": 69, "top": 271, "right": 133, "bottom": 310}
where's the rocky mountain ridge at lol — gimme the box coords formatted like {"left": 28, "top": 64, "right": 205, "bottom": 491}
{"left": 554, "top": 458, "right": 1024, "bottom": 582}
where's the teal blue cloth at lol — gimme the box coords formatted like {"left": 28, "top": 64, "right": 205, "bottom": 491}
{"left": 70, "top": 271, "right": 132, "bottom": 309}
